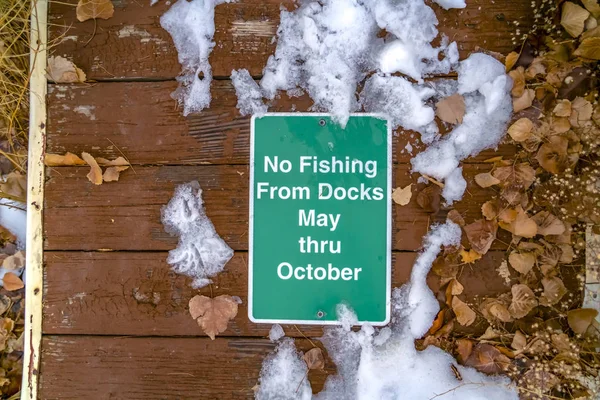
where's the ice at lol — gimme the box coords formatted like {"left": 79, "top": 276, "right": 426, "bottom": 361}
{"left": 161, "top": 181, "right": 233, "bottom": 288}
{"left": 258, "top": 223, "right": 517, "bottom": 400}
{"left": 231, "top": 69, "right": 267, "bottom": 117}
{"left": 160, "top": 0, "right": 231, "bottom": 115}
{"left": 268, "top": 324, "right": 285, "bottom": 342}
{"left": 256, "top": 338, "right": 312, "bottom": 400}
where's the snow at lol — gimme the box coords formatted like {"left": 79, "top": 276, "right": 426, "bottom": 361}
{"left": 0, "top": 200, "right": 26, "bottom": 247}
{"left": 161, "top": 181, "right": 233, "bottom": 288}
{"left": 160, "top": 0, "right": 231, "bottom": 115}
{"left": 434, "top": 0, "right": 467, "bottom": 10}
{"left": 268, "top": 324, "right": 285, "bottom": 342}
{"left": 231, "top": 69, "right": 267, "bottom": 117}
{"left": 258, "top": 223, "right": 518, "bottom": 400}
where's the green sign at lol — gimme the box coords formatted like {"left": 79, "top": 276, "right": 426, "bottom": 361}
{"left": 249, "top": 113, "right": 391, "bottom": 325}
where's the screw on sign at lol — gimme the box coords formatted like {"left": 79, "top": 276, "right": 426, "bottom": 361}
{"left": 249, "top": 113, "right": 392, "bottom": 325}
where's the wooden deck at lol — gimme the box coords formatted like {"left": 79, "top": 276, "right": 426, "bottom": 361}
{"left": 40, "top": 1, "right": 532, "bottom": 398}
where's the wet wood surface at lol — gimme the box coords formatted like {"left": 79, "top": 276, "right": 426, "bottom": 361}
{"left": 41, "top": 0, "right": 530, "bottom": 397}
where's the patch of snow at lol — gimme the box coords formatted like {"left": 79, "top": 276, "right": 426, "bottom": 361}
{"left": 268, "top": 324, "right": 285, "bottom": 342}
{"left": 0, "top": 200, "right": 26, "bottom": 247}
{"left": 404, "top": 142, "right": 413, "bottom": 154}
{"left": 434, "top": 0, "right": 467, "bottom": 10}
{"left": 73, "top": 105, "right": 96, "bottom": 121}
{"left": 231, "top": 69, "right": 267, "bottom": 116}
{"left": 160, "top": 0, "right": 232, "bottom": 115}
{"left": 161, "top": 181, "right": 234, "bottom": 288}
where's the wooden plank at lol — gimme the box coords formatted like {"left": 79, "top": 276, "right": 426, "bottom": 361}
{"left": 46, "top": 81, "right": 517, "bottom": 165}
{"left": 42, "top": 251, "right": 510, "bottom": 337}
{"left": 48, "top": 0, "right": 532, "bottom": 80}
{"left": 40, "top": 335, "right": 331, "bottom": 399}
{"left": 43, "top": 164, "right": 508, "bottom": 252}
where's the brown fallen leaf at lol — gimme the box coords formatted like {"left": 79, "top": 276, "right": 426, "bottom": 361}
{"left": 582, "top": 0, "right": 600, "bottom": 17}
{"left": 509, "top": 67, "right": 525, "bottom": 97}
{"left": 392, "top": 184, "right": 412, "bottom": 206}
{"left": 509, "top": 284, "right": 538, "bottom": 319}
{"left": 513, "top": 89, "right": 535, "bottom": 112}
{"left": 416, "top": 185, "right": 441, "bottom": 213}
{"left": 507, "top": 118, "right": 533, "bottom": 142}
{"left": 499, "top": 206, "right": 538, "bottom": 238}
{"left": 46, "top": 56, "right": 86, "bottom": 83}
{"left": 81, "top": 152, "right": 103, "bottom": 185}
{"left": 2, "top": 251, "right": 25, "bottom": 271}
{"left": 45, "top": 152, "right": 86, "bottom": 166}
{"left": 536, "top": 136, "right": 569, "bottom": 174}
{"left": 481, "top": 200, "right": 498, "bottom": 220}
{"left": 463, "top": 219, "right": 498, "bottom": 255}
{"left": 95, "top": 156, "right": 130, "bottom": 166}
{"left": 492, "top": 163, "right": 535, "bottom": 191}
{"left": 303, "top": 348, "right": 325, "bottom": 370}
{"left": 447, "top": 210, "right": 465, "bottom": 226}
{"left": 103, "top": 166, "right": 129, "bottom": 182}
{"left": 539, "top": 276, "right": 567, "bottom": 306}
{"left": 567, "top": 308, "right": 598, "bottom": 334}
{"left": 455, "top": 338, "right": 473, "bottom": 364}
{"left": 504, "top": 51, "right": 519, "bottom": 71}
{"left": 508, "top": 251, "right": 536, "bottom": 275}
{"left": 553, "top": 99, "right": 572, "bottom": 117}
{"left": 511, "top": 331, "right": 527, "bottom": 351}
{"left": 561, "top": 2, "right": 590, "bottom": 37}
{"left": 574, "top": 37, "right": 600, "bottom": 60}
{"left": 189, "top": 295, "right": 238, "bottom": 340}
{"left": 435, "top": 94, "right": 465, "bottom": 124}
{"left": 2, "top": 273, "right": 24, "bottom": 291}
{"left": 531, "top": 211, "right": 565, "bottom": 236}
{"left": 520, "top": 369, "right": 560, "bottom": 395}
{"left": 76, "top": 0, "right": 115, "bottom": 22}
{"left": 452, "top": 296, "right": 476, "bottom": 326}
{"left": 463, "top": 343, "right": 511, "bottom": 374}
{"left": 0, "top": 172, "right": 26, "bottom": 200}
{"left": 427, "top": 309, "right": 446, "bottom": 336}
{"left": 447, "top": 279, "right": 464, "bottom": 296}
{"left": 474, "top": 172, "right": 500, "bottom": 188}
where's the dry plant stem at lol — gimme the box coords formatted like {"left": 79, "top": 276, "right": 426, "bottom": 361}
{"left": 83, "top": 18, "right": 96, "bottom": 46}
{"left": 106, "top": 138, "right": 136, "bottom": 174}
{"left": 293, "top": 324, "right": 317, "bottom": 348}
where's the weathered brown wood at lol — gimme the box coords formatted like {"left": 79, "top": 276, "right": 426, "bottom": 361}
{"left": 49, "top": 0, "right": 532, "bottom": 80}
{"left": 40, "top": 335, "right": 332, "bottom": 399}
{"left": 43, "top": 164, "right": 509, "bottom": 251}
{"left": 43, "top": 251, "right": 510, "bottom": 337}
{"left": 47, "top": 81, "right": 517, "bottom": 165}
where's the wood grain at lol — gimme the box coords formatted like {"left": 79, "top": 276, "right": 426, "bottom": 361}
{"left": 43, "top": 164, "right": 510, "bottom": 252}
{"left": 48, "top": 0, "right": 532, "bottom": 80}
{"left": 46, "top": 81, "right": 517, "bottom": 166}
{"left": 42, "top": 251, "right": 510, "bottom": 337}
{"left": 40, "top": 335, "right": 332, "bottom": 399}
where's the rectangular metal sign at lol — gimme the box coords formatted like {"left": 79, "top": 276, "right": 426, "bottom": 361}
{"left": 249, "top": 113, "right": 391, "bottom": 325}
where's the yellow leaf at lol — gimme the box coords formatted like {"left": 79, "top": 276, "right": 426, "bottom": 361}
{"left": 574, "top": 37, "right": 600, "bottom": 60}
{"left": 561, "top": 2, "right": 590, "bottom": 37}
{"left": 76, "top": 0, "right": 115, "bottom": 22}
{"left": 504, "top": 51, "right": 519, "bottom": 71}
{"left": 582, "top": 0, "right": 600, "bottom": 18}
{"left": 553, "top": 99, "right": 572, "bottom": 117}
{"left": 103, "top": 166, "right": 129, "bottom": 182}
{"left": 508, "top": 67, "right": 525, "bottom": 97}
{"left": 452, "top": 296, "right": 476, "bottom": 326}
{"left": 81, "top": 152, "right": 103, "bottom": 185}
{"left": 2, "top": 272, "right": 24, "bottom": 291}
{"left": 481, "top": 200, "right": 498, "bottom": 220}
{"left": 435, "top": 94, "right": 466, "bottom": 125}
{"left": 189, "top": 295, "right": 239, "bottom": 340}
{"left": 460, "top": 249, "right": 482, "bottom": 264}
{"left": 567, "top": 308, "right": 598, "bottom": 334}
{"left": 45, "top": 152, "right": 87, "bottom": 166}
{"left": 507, "top": 118, "right": 533, "bottom": 142}
{"left": 46, "top": 56, "right": 86, "bottom": 83}
{"left": 392, "top": 184, "right": 412, "bottom": 206}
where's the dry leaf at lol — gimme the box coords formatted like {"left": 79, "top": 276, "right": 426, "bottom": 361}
{"left": 392, "top": 184, "right": 412, "bottom": 206}
{"left": 582, "top": 0, "right": 600, "bottom": 18}
{"left": 0, "top": 172, "right": 26, "bottom": 199}
{"left": 553, "top": 99, "right": 572, "bottom": 117}
{"left": 479, "top": 326, "right": 501, "bottom": 340}
{"left": 452, "top": 296, "right": 476, "bottom": 326}
{"left": 46, "top": 56, "right": 86, "bottom": 83}
{"left": 416, "top": 185, "right": 441, "bottom": 213}
{"left": 455, "top": 339, "right": 474, "bottom": 364}
{"left": 464, "top": 343, "right": 511, "bottom": 374}
{"left": 531, "top": 211, "right": 565, "bottom": 236}
{"left": 463, "top": 219, "right": 498, "bottom": 255}
{"left": 536, "top": 136, "right": 569, "bottom": 174}
{"left": 492, "top": 163, "right": 535, "bottom": 190}
{"left": 496, "top": 260, "right": 512, "bottom": 286}
{"left": 508, "top": 251, "right": 536, "bottom": 275}
{"left": 2, "top": 251, "right": 25, "bottom": 271}
{"left": 481, "top": 201, "right": 498, "bottom": 220}
{"left": 569, "top": 97, "right": 593, "bottom": 126}
{"left": 447, "top": 210, "right": 465, "bottom": 226}
{"left": 525, "top": 58, "right": 546, "bottom": 79}
{"left": 45, "top": 152, "right": 86, "bottom": 166}
{"left": 189, "top": 295, "right": 239, "bottom": 340}
{"left": 561, "top": 2, "right": 590, "bottom": 37}
{"left": 504, "top": 51, "right": 519, "bottom": 71}
{"left": 303, "top": 348, "right": 325, "bottom": 370}
{"left": 508, "top": 67, "right": 525, "bottom": 97}
{"left": 460, "top": 249, "right": 481, "bottom": 264}
{"left": 427, "top": 310, "right": 446, "bottom": 336}
{"left": 489, "top": 303, "right": 513, "bottom": 322}
{"left": 474, "top": 172, "right": 500, "bottom": 188}
{"left": 509, "top": 284, "right": 538, "bottom": 319}
{"left": 574, "top": 37, "right": 600, "bottom": 59}
{"left": 435, "top": 94, "right": 465, "bottom": 124}
{"left": 539, "top": 277, "right": 567, "bottom": 306}
{"left": 499, "top": 206, "right": 538, "bottom": 238}
{"left": 2, "top": 273, "right": 23, "bottom": 291}
{"left": 513, "top": 89, "right": 535, "bottom": 112}
{"left": 521, "top": 370, "right": 560, "bottom": 394}
{"left": 76, "top": 0, "right": 115, "bottom": 22}
{"left": 103, "top": 166, "right": 129, "bottom": 182}
{"left": 95, "top": 156, "right": 130, "bottom": 166}
{"left": 81, "top": 152, "right": 103, "bottom": 185}
{"left": 511, "top": 331, "right": 527, "bottom": 350}
{"left": 507, "top": 118, "right": 533, "bottom": 142}
{"left": 447, "top": 279, "right": 464, "bottom": 296}
{"left": 567, "top": 308, "right": 598, "bottom": 334}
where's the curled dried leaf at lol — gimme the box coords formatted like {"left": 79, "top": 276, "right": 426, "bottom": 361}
{"left": 103, "top": 166, "right": 129, "bottom": 182}
{"left": 452, "top": 296, "right": 476, "bottom": 326}
{"left": 574, "top": 37, "right": 600, "bottom": 60}
{"left": 553, "top": 99, "right": 572, "bottom": 117}
{"left": 2, "top": 273, "right": 23, "bottom": 291}
{"left": 455, "top": 339, "right": 474, "bottom": 364}
{"left": 508, "top": 67, "right": 525, "bottom": 97}
{"left": 392, "top": 184, "right": 412, "bottom": 206}
{"left": 46, "top": 56, "right": 86, "bottom": 83}
{"left": 481, "top": 201, "right": 499, "bottom": 220}
{"left": 82, "top": 152, "right": 103, "bottom": 185}
{"left": 504, "top": 51, "right": 519, "bottom": 71}
{"left": 0, "top": 172, "right": 26, "bottom": 200}
{"left": 95, "top": 156, "right": 130, "bottom": 167}
{"left": 513, "top": 89, "right": 535, "bottom": 112}
{"left": 45, "top": 152, "right": 86, "bottom": 166}
{"left": 561, "top": 2, "right": 591, "bottom": 37}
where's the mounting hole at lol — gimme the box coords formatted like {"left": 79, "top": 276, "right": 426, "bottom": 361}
{"left": 316, "top": 310, "right": 325, "bottom": 318}
{"left": 319, "top": 119, "right": 326, "bottom": 127}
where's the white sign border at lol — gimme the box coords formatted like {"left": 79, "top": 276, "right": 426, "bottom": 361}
{"left": 248, "top": 112, "right": 392, "bottom": 326}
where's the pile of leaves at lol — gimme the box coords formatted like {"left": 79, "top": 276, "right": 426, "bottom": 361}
{"left": 411, "top": 1, "right": 600, "bottom": 399}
